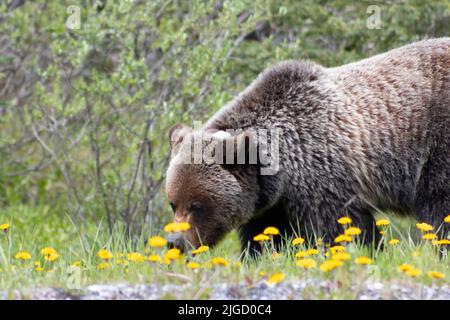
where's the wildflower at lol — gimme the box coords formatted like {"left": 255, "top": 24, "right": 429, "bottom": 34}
{"left": 127, "top": 252, "right": 146, "bottom": 263}
{"left": 422, "top": 233, "right": 437, "bottom": 240}
{"left": 263, "top": 226, "right": 280, "bottom": 236}
{"left": 379, "top": 231, "right": 385, "bottom": 235}
{"left": 292, "top": 237, "right": 305, "bottom": 246}
{"left": 332, "top": 252, "right": 351, "bottom": 261}
{"left": 186, "top": 262, "right": 200, "bottom": 269}
{"left": 15, "top": 251, "right": 31, "bottom": 261}
{"left": 72, "top": 261, "right": 82, "bottom": 267}
{"left": 164, "top": 249, "right": 181, "bottom": 261}
{"left": 259, "top": 271, "right": 266, "bottom": 277}
{"left": 44, "top": 252, "right": 60, "bottom": 262}
{"left": 97, "top": 262, "right": 110, "bottom": 270}
{"left": 398, "top": 264, "right": 414, "bottom": 272}
{"left": 335, "top": 234, "right": 352, "bottom": 243}
{"left": 97, "top": 249, "right": 113, "bottom": 260}
{"left": 388, "top": 239, "right": 400, "bottom": 245}
{"left": 296, "top": 258, "right": 316, "bottom": 269}
{"left": 0, "top": 223, "right": 10, "bottom": 232}
{"left": 306, "top": 249, "right": 319, "bottom": 255}
{"left": 416, "top": 222, "right": 433, "bottom": 232}
{"left": 35, "top": 267, "right": 44, "bottom": 272}
{"left": 376, "top": 219, "right": 390, "bottom": 226}
{"left": 164, "top": 222, "right": 191, "bottom": 233}
{"left": 148, "top": 254, "right": 161, "bottom": 262}
{"left": 267, "top": 272, "right": 285, "bottom": 285}
{"left": 212, "top": 257, "right": 229, "bottom": 267}
{"left": 191, "top": 245, "right": 209, "bottom": 255}
{"left": 295, "top": 251, "right": 309, "bottom": 259}
{"left": 354, "top": 256, "right": 373, "bottom": 265}
{"left": 427, "top": 271, "right": 445, "bottom": 279}
{"left": 405, "top": 268, "right": 421, "bottom": 277}
{"left": 253, "top": 234, "right": 270, "bottom": 242}
{"left": 444, "top": 215, "right": 450, "bottom": 223}
{"left": 320, "top": 260, "right": 343, "bottom": 272}
{"left": 148, "top": 236, "right": 167, "bottom": 248}
{"left": 41, "top": 247, "right": 57, "bottom": 256}
{"left": 329, "top": 245, "right": 346, "bottom": 253}
{"left": 344, "top": 227, "right": 362, "bottom": 236}
{"left": 432, "top": 239, "right": 450, "bottom": 245}
{"left": 160, "top": 258, "right": 171, "bottom": 265}
{"left": 337, "top": 217, "right": 352, "bottom": 225}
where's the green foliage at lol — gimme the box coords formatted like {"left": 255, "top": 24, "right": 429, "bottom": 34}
{"left": 0, "top": 0, "right": 449, "bottom": 235}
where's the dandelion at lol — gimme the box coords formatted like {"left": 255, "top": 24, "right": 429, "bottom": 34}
{"left": 191, "top": 245, "right": 209, "bottom": 255}
{"left": 72, "top": 261, "right": 82, "bottom": 267}
{"left": 335, "top": 234, "right": 352, "bottom": 243}
{"left": 97, "top": 262, "right": 110, "bottom": 270}
{"left": 295, "top": 251, "right": 309, "bottom": 259}
{"left": 212, "top": 257, "right": 229, "bottom": 267}
{"left": 354, "top": 256, "right": 373, "bottom": 265}
{"left": 398, "top": 264, "right": 414, "bottom": 272}
{"left": 164, "top": 222, "right": 191, "bottom": 233}
{"left": 388, "top": 239, "right": 400, "bottom": 245}
{"left": 344, "top": 227, "right": 362, "bottom": 236}
{"left": 148, "top": 236, "right": 167, "bottom": 248}
{"left": 164, "top": 248, "right": 181, "bottom": 261}
{"left": 405, "top": 268, "right": 421, "bottom": 277}
{"left": 416, "top": 222, "right": 433, "bottom": 232}
{"left": 432, "top": 239, "right": 450, "bottom": 245}
{"left": 259, "top": 271, "right": 267, "bottom": 277}
{"left": 186, "top": 262, "right": 200, "bottom": 269}
{"left": 127, "top": 252, "right": 146, "bottom": 263}
{"left": 332, "top": 252, "right": 351, "bottom": 261}
{"left": 15, "top": 251, "right": 31, "bottom": 261}
{"left": 40, "top": 247, "right": 57, "bottom": 256}
{"left": 148, "top": 254, "right": 161, "bottom": 262}
{"left": 0, "top": 223, "right": 10, "bottom": 232}
{"left": 337, "top": 217, "right": 352, "bottom": 225}
{"left": 267, "top": 272, "right": 285, "bottom": 285}
{"left": 376, "top": 219, "right": 390, "bottom": 226}
{"left": 422, "top": 233, "right": 437, "bottom": 240}
{"left": 329, "top": 245, "right": 346, "bottom": 253}
{"left": 379, "top": 231, "right": 385, "bottom": 235}
{"left": 253, "top": 234, "right": 270, "bottom": 242}
{"left": 292, "top": 237, "right": 305, "bottom": 246}
{"left": 263, "top": 226, "right": 280, "bottom": 236}
{"left": 427, "top": 271, "right": 445, "bottom": 279}
{"left": 444, "top": 215, "right": 450, "bottom": 223}
{"left": 296, "top": 258, "right": 316, "bottom": 269}
{"left": 35, "top": 267, "right": 44, "bottom": 272}
{"left": 97, "top": 249, "right": 113, "bottom": 260}
{"left": 306, "top": 248, "right": 319, "bottom": 255}
{"left": 320, "top": 260, "right": 343, "bottom": 272}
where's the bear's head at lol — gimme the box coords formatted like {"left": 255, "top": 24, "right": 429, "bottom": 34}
{"left": 165, "top": 123, "right": 260, "bottom": 251}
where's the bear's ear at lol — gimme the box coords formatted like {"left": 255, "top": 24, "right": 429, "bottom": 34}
{"left": 168, "top": 123, "right": 192, "bottom": 155}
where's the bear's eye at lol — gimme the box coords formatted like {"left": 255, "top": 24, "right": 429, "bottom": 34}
{"left": 188, "top": 201, "right": 203, "bottom": 214}
{"left": 169, "top": 202, "right": 176, "bottom": 212}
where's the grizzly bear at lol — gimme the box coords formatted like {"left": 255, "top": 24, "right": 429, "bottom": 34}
{"left": 165, "top": 38, "right": 450, "bottom": 256}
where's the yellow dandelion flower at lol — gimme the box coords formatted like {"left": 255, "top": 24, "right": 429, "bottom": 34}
{"left": 267, "top": 272, "right": 285, "bottom": 285}
{"left": 332, "top": 252, "right": 351, "bottom": 261}
{"left": 15, "top": 251, "right": 32, "bottom": 260}
{"left": 186, "top": 262, "right": 200, "bottom": 269}
{"left": 376, "top": 219, "right": 390, "bottom": 226}
{"left": 337, "top": 217, "right": 352, "bottom": 225}
{"left": 212, "top": 257, "right": 229, "bottom": 267}
{"left": 405, "top": 268, "right": 421, "bottom": 277}
{"left": 35, "top": 267, "right": 44, "bottom": 272}
{"left": 0, "top": 223, "right": 10, "bottom": 232}
{"left": 306, "top": 248, "right": 319, "bottom": 255}
{"left": 191, "top": 245, "right": 209, "bottom": 255}
{"left": 354, "top": 256, "right": 373, "bottom": 265}
{"left": 97, "top": 262, "right": 110, "bottom": 270}
{"left": 72, "top": 261, "right": 82, "bottom": 267}
{"left": 296, "top": 258, "right": 316, "bottom": 269}
{"left": 398, "top": 264, "right": 414, "bottom": 272}
{"left": 432, "top": 239, "right": 450, "bottom": 245}
{"left": 97, "top": 249, "right": 113, "bottom": 260}
{"left": 41, "top": 247, "right": 57, "bottom": 256}
{"left": 329, "top": 245, "right": 346, "bottom": 253}
{"left": 320, "top": 260, "right": 343, "bottom": 272}
{"left": 148, "top": 236, "right": 167, "bottom": 248}
{"left": 44, "top": 252, "right": 60, "bottom": 262}
{"left": 163, "top": 222, "right": 191, "bottom": 232}
{"left": 295, "top": 251, "right": 309, "bottom": 259}
{"left": 259, "top": 271, "right": 267, "bottom": 277}
{"left": 416, "top": 222, "right": 433, "bottom": 232}
{"left": 388, "top": 238, "right": 400, "bottom": 245}
{"left": 444, "top": 215, "right": 450, "bottom": 223}
{"left": 427, "top": 271, "right": 445, "bottom": 279}
{"left": 335, "top": 234, "right": 352, "bottom": 243}
{"left": 292, "top": 237, "right": 305, "bottom": 246}
{"left": 127, "top": 252, "right": 146, "bottom": 263}
{"left": 148, "top": 254, "right": 161, "bottom": 262}
{"left": 164, "top": 248, "right": 181, "bottom": 261}
{"left": 253, "top": 233, "right": 270, "bottom": 242}
{"left": 344, "top": 227, "right": 362, "bottom": 236}
{"left": 422, "top": 233, "right": 437, "bottom": 240}
{"left": 263, "top": 226, "right": 280, "bottom": 235}
{"left": 160, "top": 258, "right": 171, "bottom": 265}
{"left": 379, "top": 230, "right": 385, "bottom": 235}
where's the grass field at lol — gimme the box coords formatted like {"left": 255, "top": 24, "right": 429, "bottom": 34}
{"left": 0, "top": 204, "right": 448, "bottom": 299}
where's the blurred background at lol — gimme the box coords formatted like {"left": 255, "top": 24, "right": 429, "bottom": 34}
{"left": 1, "top": 0, "right": 449, "bottom": 242}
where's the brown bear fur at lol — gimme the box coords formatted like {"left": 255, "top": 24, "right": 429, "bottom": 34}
{"left": 165, "top": 38, "right": 450, "bottom": 256}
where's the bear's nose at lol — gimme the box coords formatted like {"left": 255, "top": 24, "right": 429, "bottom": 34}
{"left": 167, "top": 233, "right": 185, "bottom": 252}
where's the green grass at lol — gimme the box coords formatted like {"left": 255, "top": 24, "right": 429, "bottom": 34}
{"left": 0, "top": 205, "right": 448, "bottom": 299}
